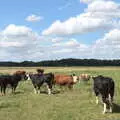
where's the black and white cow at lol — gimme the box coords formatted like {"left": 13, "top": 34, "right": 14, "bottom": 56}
{"left": 92, "top": 75, "right": 115, "bottom": 114}
{"left": 27, "top": 72, "right": 54, "bottom": 95}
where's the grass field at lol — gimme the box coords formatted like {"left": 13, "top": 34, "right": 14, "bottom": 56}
{"left": 0, "top": 67, "right": 120, "bottom": 120}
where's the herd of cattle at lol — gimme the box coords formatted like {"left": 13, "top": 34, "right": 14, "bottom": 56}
{"left": 0, "top": 69, "right": 115, "bottom": 114}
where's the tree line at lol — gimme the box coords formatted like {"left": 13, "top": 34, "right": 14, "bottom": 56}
{"left": 0, "top": 58, "right": 120, "bottom": 67}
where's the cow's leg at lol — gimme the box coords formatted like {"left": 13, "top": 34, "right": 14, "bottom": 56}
{"left": 108, "top": 93, "right": 113, "bottom": 113}
{"left": 13, "top": 86, "right": 17, "bottom": 93}
{"left": 109, "top": 88, "right": 114, "bottom": 104}
{"left": 109, "top": 102, "right": 112, "bottom": 113}
{"left": 59, "top": 85, "right": 64, "bottom": 92}
{"left": 0, "top": 87, "right": 4, "bottom": 96}
{"left": 108, "top": 84, "right": 114, "bottom": 113}
{"left": 46, "top": 84, "right": 51, "bottom": 95}
{"left": 37, "top": 86, "right": 41, "bottom": 94}
{"left": 3, "top": 85, "right": 6, "bottom": 96}
{"left": 94, "top": 89, "right": 99, "bottom": 104}
{"left": 12, "top": 84, "right": 18, "bottom": 94}
{"left": 34, "top": 88, "right": 38, "bottom": 94}
{"left": 96, "top": 96, "right": 99, "bottom": 105}
{"left": 68, "top": 84, "right": 73, "bottom": 90}
{"left": 103, "top": 103, "right": 107, "bottom": 114}
{"left": 0, "top": 86, "right": 3, "bottom": 96}
{"left": 33, "top": 85, "right": 38, "bottom": 94}
{"left": 102, "top": 95, "right": 109, "bottom": 114}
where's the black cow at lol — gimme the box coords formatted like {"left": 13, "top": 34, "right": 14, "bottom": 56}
{"left": 27, "top": 73, "right": 54, "bottom": 95}
{"left": 0, "top": 71, "right": 28, "bottom": 95}
{"left": 92, "top": 75, "right": 115, "bottom": 114}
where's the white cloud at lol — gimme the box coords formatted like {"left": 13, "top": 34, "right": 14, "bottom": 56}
{"left": 25, "top": 14, "right": 43, "bottom": 22}
{"left": 80, "top": 0, "right": 109, "bottom": 4}
{"left": 92, "top": 29, "right": 120, "bottom": 59}
{"left": 0, "top": 24, "right": 120, "bottom": 61}
{"left": 86, "top": 1, "right": 119, "bottom": 12}
{"left": 42, "top": 0, "right": 120, "bottom": 36}
{"left": 42, "top": 15, "right": 113, "bottom": 35}
{"left": 51, "top": 29, "right": 120, "bottom": 59}
{"left": 85, "top": 0, "right": 120, "bottom": 18}
{"left": 2, "top": 24, "right": 33, "bottom": 36}
{"left": 0, "top": 24, "right": 43, "bottom": 61}
{"left": 0, "top": 41, "right": 24, "bottom": 47}
{"left": 80, "top": 0, "right": 95, "bottom": 4}
{"left": 51, "top": 37, "right": 64, "bottom": 43}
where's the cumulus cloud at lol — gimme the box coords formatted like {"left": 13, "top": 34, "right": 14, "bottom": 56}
{"left": 92, "top": 29, "right": 120, "bottom": 59}
{"left": 0, "top": 24, "right": 43, "bottom": 61}
{"left": 42, "top": 16, "right": 113, "bottom": 35}
{"left": 25, "top": 14, "right": 43, "bottom": 22}
{"left": 42, "top": 0, "right": 120, "bottom": 36}
{"left": 85, "top": 0, "right": 120, "bottom": 18}
{"left": 0, "top": 24, "right": 120, "bottom": 61}
{"left": 50, "top": 29, "right": 120, "bottom": 59}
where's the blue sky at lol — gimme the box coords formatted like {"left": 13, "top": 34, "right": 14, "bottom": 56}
{"left": 0, "top": 0, "right": 120, "bottom": 61}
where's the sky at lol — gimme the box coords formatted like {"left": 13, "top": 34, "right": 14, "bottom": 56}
{"left": 0, "top": 0, "right": 120, "bottom": 61}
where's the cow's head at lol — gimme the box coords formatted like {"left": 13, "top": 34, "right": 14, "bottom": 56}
{"left": 25, "top": 72, "right": 33, "bottom": 81}
{"left": 72, "top": 74, "right": 79, "bottom": 83}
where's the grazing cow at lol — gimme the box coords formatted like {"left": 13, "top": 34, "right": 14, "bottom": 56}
{"left": 0, "top": 70, "right": 28, "bottom": 95}
{"left": 27, "top": 72, "right": 54, "bottom": 95}
{"left": 79, "top": 74, "right": 91, "bottom": 83}
{"left": 92, "top": 75, "right": 115, "bottom": 114}
{"left": 54, "top": 74, "right": 79, "bottom": 89}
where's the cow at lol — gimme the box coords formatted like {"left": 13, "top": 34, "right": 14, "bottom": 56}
{"left": 79, "top": 74, "right": 91, "bottom": 83}
{"left": 0, "top": 70, "right": 28, "bottom": 95}
{"left": 54, "top": 74, "right": 79, "bottom": 90}
{"left": 27, "top": 72, "right": 54, "bottom": 95}
{"left": 92, "top": 75, "right": 115, "bottom": 114}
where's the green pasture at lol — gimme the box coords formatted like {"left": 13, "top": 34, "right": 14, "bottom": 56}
{"left": 0, "top": 67, "right": 120, "bottom": 120}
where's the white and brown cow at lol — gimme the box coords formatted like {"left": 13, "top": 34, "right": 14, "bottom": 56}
{"left": 79, "top": 74, "right": 91, "bottom": 83}
{"left": 54, "top": 74, "right": 79, "bottom": 90}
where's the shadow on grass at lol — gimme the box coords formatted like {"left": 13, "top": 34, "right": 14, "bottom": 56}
{"left": 13, "top": 91, "right": 24, "bottom": 95}
{"left": 113, "top": 103, "right": 120, "bottom": 113}
{"left": 39, "top": 90, "right": 61, "bottom": 95}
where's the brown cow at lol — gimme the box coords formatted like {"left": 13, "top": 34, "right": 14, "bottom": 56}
{"left": 54, "top": 74, "right": 79, "bottom": 90}
{"left": 79, "top": 74, "right": 91, "bottom": 83}
{"left": 14, "top": 70, "right": 26, "bottom": 75}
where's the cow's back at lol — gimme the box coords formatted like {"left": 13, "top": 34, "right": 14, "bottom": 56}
{"left": 93, "top": 75, "right": 114, "bottom": 93}
{"left": 0, "top": 75, "right": 12, "bottom": 85}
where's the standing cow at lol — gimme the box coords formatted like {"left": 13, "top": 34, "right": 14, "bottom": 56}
{"left": 92, "top": 75, "right": 115, "bottom": 114}
{"left": 54, "top": 74, "right": 79, "bottom": 90}
{"left": 27, "top": 72, "right": 54, "bottom": 95}
{"left": 0, "top": 71, "right": 28, "bottom": 95}
{"left": 79, "top": 74, "right": 91, "bottom": 83}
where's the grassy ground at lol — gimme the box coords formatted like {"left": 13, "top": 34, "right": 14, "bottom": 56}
{"left": 0, "top": 67, "right": 120, "bottom": 120}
